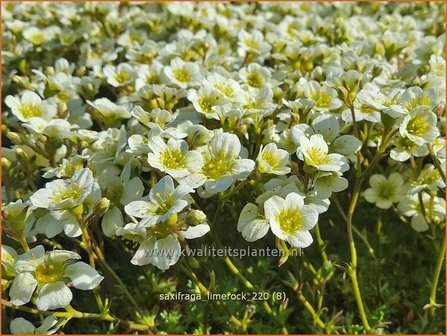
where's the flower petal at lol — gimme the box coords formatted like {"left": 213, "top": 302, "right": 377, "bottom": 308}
{"left": 36, "top": 281, "right": 73, "bottom": 311}
{"left": 65, "top": 261, "right": 104, "bottom": 290}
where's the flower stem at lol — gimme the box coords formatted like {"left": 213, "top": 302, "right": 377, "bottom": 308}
{"left": 429, "top": 234, "right": 446, "bottom": 316}
{"left": 296, "top": 291, "right": 327, "bottom": 330}
{"left": 2, "top": 299, "right": 151, "bottom": 332}
{"left": 427, "top": 143, "right": 446, "bottom": 182}
{"left": 18, "top": 235, "right": 30, "bottom": 252}
{"left": 346, "top": 179, "right": 372, "bottom": 332}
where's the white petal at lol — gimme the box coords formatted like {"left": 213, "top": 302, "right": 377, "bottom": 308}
{"left": 150, "top": 176, "right": 174, "bottom": 198}
{"left": 411, "top": 215, "right": 429, "bottom": 232}
{"left": 121, "top": 177, "right": 144, "bottom": 205}
{"left": 333, "top": 135, "right": 362, "bottom": 155}
{"left": 287, "top": 230, "right": 313, "bottom": 248}
{"left": 102, "top": 206, "right": 124, "bottom": 237}
{"left": 35, "top": 316, "right": 59, "bottom": 334}
{"left": 125, "top": 201, "right": 150, "bottom": 218}
{"left": 131, "top": 238, "right": 156, "bottom": 266}
{"left": 183, "top": 224, "right": 210, "bottom": 239}
{"left": 36, "top": 281, "right": 73, "bottom": 311}
{"left": 10, "top": 317, "right": 36, "bottom": 334}
{"left": 29, "top": 188, "right": 53, "bottom": 208}
{"left": 65, "top": 262, "right": 104, "bottom": 290}
{"left": 264, "top": 196, "right": 284, "bottom": 220}
{"left": 152, "top": 235, "right": 181, "bottom": 270}
{"left": 300, "top": 205, "right": 319, "bottom": 230}
{"left": 204, "top": 176, "right": 234, "bottom": 193}
{"left": 212, "top": 133, "right": 241, "bottom": 156}
{"left": 237, "top": 205, "right": 270, "bottom": 242}
{"left": 15, "top": 245, "right": 45, "bottom": 272}
{"left": 9, "top": 273, "right": 38, "bottom": 306}
{"left": 284, "top": 193, "right": 304, "bottom": 210}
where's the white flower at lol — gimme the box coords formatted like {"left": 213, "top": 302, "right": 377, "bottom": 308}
{"left": 399, "top": 106, "right": 439, "bottom": 146}
{"left": 125, "top": 176, "right": 193, "bottom": 228}
{"left": 364, "top": 173, "right": 405, "bottom": 209}
{"left": 10, "top": 317, "right": 59, "bottom": 335}
{"left": 390, "top": 135, "right": 429, "bottom": 162}
{"left": 297, "top": 134, "right": 346, "bottom": 172}
{"left": 9, "top": 246, "right": 103, "bottom": 311}
{"left": 264, "top": 193, "right": 318, "bottom": 248}
{"left": 239, "top": 63, "right": 271, "bottom": 89}
{"left": 187, "top": 84, "right": 228, "bottom": 119}
{"left": 178, "top": 133, "right": 255, "bottom": 194}
{"left": 398, "top": 194, "right": 445, "bottom": 232}
{"left": 5, "top": 90, "right": 57, "bottom": 122}
{"left": 147, "top": 136, "right": 203, "bottom": 178}
{"left": 131, "top": 235, "right": 181, "bottom": 270}
{"left": 2, "top": 245, "right": 18, "bottom": 278}
{"left": 164, "top": 57, "right": 201, "bottom": 88}
{"left": 237, "top": 203, "right": 270, "bottom": 242}
{"left": 135, "top": 62, "right": 164, "bottom": 90}
{"left": 87, "top": 98, "right": 131, "bottom": 126}
{"left": 103, "top": 62, "right": 136, "bottom": 87}
{"left": 237, "top": 29, "right": 271, "bottom": 60}
{"left": 304, "top": 81, "right": 342, "bottom": 111}
{"left": 30, "top": 168, "right": 94, "bottom": 211}
{"left": 204, "top": 72, "right": 244, "bottom": 102}
{"left": 314, "top": 171, "right": 349, "bottom": 199}
{"left": 100, "top": 168, "right": 144, "bottom": 237}
{"left": 257, "top": 143, "right": 291, "bottom": 175}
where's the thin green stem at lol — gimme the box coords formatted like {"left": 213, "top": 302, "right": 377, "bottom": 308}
{"left": 2, "top": 299, "right": 151, "bottom": 332}
{"left": 314, "top": 223, "right": 328, "bottom": 263}
{"left": 427, "top": 144, "right": 446, "bottom": 182}
{"left": 429, "top": 234, "right": 446, "bottom": 316}
{"left": 346, "top": 179, "right": 372, "bottom": 332}
{"left": 296, "top": 291, "right": 327, "bottom": 330}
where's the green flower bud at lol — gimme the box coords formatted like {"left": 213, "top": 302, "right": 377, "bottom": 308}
{"left": 94, "top": 198, "right": 111, "bottom": 217}
{"left": 185, "top": 210, "right": 207, "bottom": 226}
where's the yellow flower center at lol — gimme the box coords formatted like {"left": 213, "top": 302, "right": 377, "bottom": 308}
{"left": 29, "top": 33, "right": 44, "bottom": 45}
{"left": 406, "top": 116, "right": 429, "bottom": 137}
{"left": 145, "top": 73, "right": 160, "bottom": 85}
{"left": 114, "top": 71, "right": 131, "bottom": 84}
{"left": 405, "top": 96, "right": 432, "bottom": 111}
{"left": 203, "top": 156, "right": 234, "bottom": 179}
{"left": 360, "top": 104, "right": 376, "bottom": 114}
{"left": 51, "top": 183, "right": 83, "bottom": 204}
{"left": 152, "top": 192, "right": 175, "bottom": 215}
{"left": 161, "top": 148, "right": 187, "bottom": 169}
{"left": 173, "top": 68, "right": 191, "bottom": 83}
{"left": 396, "top": 136, "right": 416, "bottom": 151}
{"left": 377, "top": 183, "right": 395, "bottom": 199}
{"left": 312, "top": 92, "right": 331, "bottom": 108}
{"left": 276, "top": 208, "right": 302, "bottom": 234}
{"left": 35, "top": 263, "right": 65, "bottom": 284}
{"left": 244, "top": 39, "right": 259, "bottom": 49}
{"left": 19, "top": 103, "right": 44, "bottom": 119}
{"left": 305, "top": 147, "right": 331, "bottom": 166}
{"left": 247, "top": 72, "right": 264, "bottom": 88}
{"left": 214, "top": 82, "right": 234, "bottom": 97}
{"left": 198, "top": 96, "right": 215, "bottom": 113}
{"left": 261, "top": 152, "right": 279, "bottom": 169}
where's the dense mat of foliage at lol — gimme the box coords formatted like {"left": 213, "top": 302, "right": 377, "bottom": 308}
{"left": 1, "top": 2, "right": 446, "bottom": 334}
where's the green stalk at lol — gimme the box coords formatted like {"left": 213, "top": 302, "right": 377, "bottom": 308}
{"left": 429, "top": 234, "right": 446, "bottom": 316}
{"left": 2, "top": 299, "right": 151, "bottom": 332}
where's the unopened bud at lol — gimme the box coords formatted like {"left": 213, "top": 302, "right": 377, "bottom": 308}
{"left": 15, "top": 148, "right": 29, "bottom": 162}
{"left": 94, "top": 198, "right": 111, "bottom": 217}
{"left": 6, "top": 131, "right": 23, "bottom": 145}
{"left": 2, "top": 157, "right": 12, "bottom": 170}
{"left": 185, "top": 210, "right": 207, "bottom": 226}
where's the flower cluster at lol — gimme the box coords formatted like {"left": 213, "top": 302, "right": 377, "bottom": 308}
{"left": 1, "top": 2, "right": 445, "bottom": 334}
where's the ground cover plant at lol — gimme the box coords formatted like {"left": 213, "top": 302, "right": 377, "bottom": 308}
{"left": 1, "top": 1, "right": 446, "bottom": 334}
